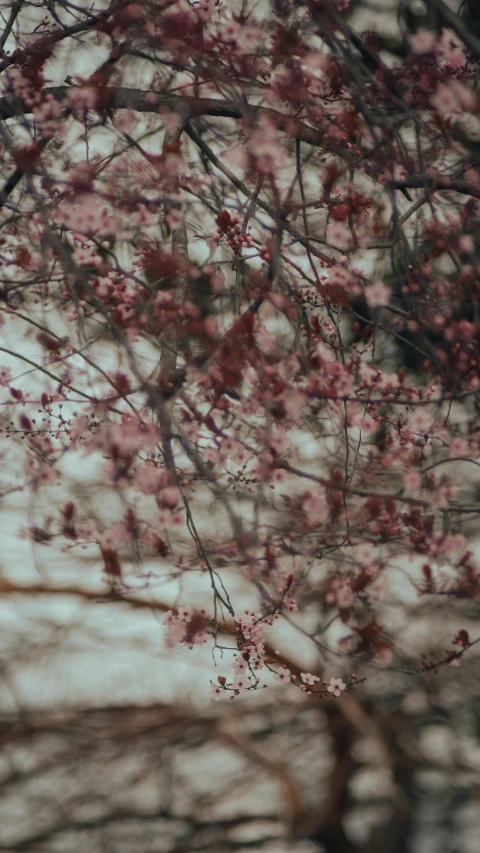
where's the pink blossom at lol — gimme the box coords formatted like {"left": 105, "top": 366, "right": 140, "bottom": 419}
{"left": 211, "top": 683, "right": 224, "bottom": 700}
{"left": 409, "top": 29, "right": 435, "bottom": 55}
{"left": 98, "top": 523, "right": 131, "bottom": 550}
{"left": 435, "top": 29, "right": 466, "bottom": 70}
{"left": 195, "top": 0, "right": 227, "bottom": 22}
{"left": 449, "top": 437, "right": 469, "bottom": 457}
{"left": 391, "top": 163, "right": 407, "bottom": 181}
{"left": 233, "top": 675, "right": 248, "bottom": 691}
{"left": 124, "top": 4, "right": 143, "bottom": 19}
{"left": 249, "top": 119, "right": 286, "bottom": 174}
{"left": 326, "top": 578, "right": 342, "bottom": 605}
{"left": 365, "top": 281, "right": 391, "bottom": 308}
{"left": 408, "top": 409, "right": 433, "bottom": 434}
{"left": 115, "top": 110, "right": 137, "bottom": 134}
{"left": 440, "top": 533, "right": 466, "bottom": 561}
{"left": 159, "top": 486, "right": 181, "bottom": 509}
{"left": 233, "top": 656, "right": 248, "bottom": 673}
{"left": 135, "top": 464, "right": 165, "bottom": 495}
{"left": 327, "top": 677, "right": 346, "bottom": 697}
{"left": 0, "top": 366, "right": 12, "bottom": 386}
{"left": 403, "top": 470, "right": 422, "bottom": 493}
{"left": 268, "top": 429, "right": 289, "bottom": 456}
{"left": 30, "top": 464, "right": 56, "bottom": 488}
{"left": 337, "top": 586, "right": 354, "bottom": 609}
{"left": 178, "top": 604, "right": 194, "bottom": 622}
{"left": 166, "top": 620, "right": 187, "bottom": 647}
{"left": 77, "top": 521, "right": 97, "bottom": 539}
{"left": 328, "top": 264, "right": 359, "bottom": 294}
{"left": 301, "top": 672, "right": 320, "bottom": 685}
{"left": 431, "top": 83, "right": 461, "bottom": 118}
{"left": 280, "top": 388, "right": 308, "bottom": 423}
{"left": 144, "top": 91, "right": 159, "bottom": 105}
{"left": 284, "top": 596, "right": 298, "bottom": 613}
{"left": 369, "top": 577, "right": 385, "bottom": 603}
{"left": 190, "top": 630, "right": 208, "bottom": 646}
{"left": 303, "top": 491, "right": 329, "bottom": 527}
{"left": 458, "top": 235, "right": 475, "bottom": 254}
{"left": 428, "top": 488, "right": 448, "bottom": 510}
{"left": 67, "top": 87, "right": 99, "bottom": 110}
{"left": 377, "top": 372, "right": 400, "bottom": 393}
{"left": 255, "top": 325, "right": 280, "bottom": 356}
{"left": 356, "top": 542, "right": 376, "bottom": 566}
{"left": 465, "top": 169, "right": 480, "bottom": 190}
{"left": 222, "top": 144, "right": 249, "bottom": 170}
{"left": 270, "top": 468, "right": 288, "bottom": 484}
{"left": 275, "top": 666, "right": 291, "bottom": 684}
{"left": 327, "top": 221, "right": 351, "bottom": 250}
{"left": 375, "top": 647, "right": 393, "bottom": 665}
{"left": 156, "top": 509, "right": 172, "bottom": 527}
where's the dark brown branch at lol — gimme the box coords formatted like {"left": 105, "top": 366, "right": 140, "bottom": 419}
{"left": 0, "top": 0, "right": 24, "bottom": 53}
{"left": 0, "top": 86, "right": 326, "bottom": 149}
{"left": 0, "top": 579, "right": 171, "bottom": 611}
{"left": 0, "top": 136, "right": 49, "bottom": 209}
{"left": 393, "top": 174, "right": 480, "bottom": 200}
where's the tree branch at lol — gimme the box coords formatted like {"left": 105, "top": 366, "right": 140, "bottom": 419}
{"left": 0, "top": 86, "right": 327, "bottom": 149}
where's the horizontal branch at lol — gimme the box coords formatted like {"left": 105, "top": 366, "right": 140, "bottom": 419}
{"left": 393, "top": 174, "right": 480, "bottom": 200}
{"left": 0, "top": 86, "right": 326, "bottom": 147}
{"left": 280, "top": 460, "right": 480, "bottom": 514}
{"left": 3, "top": 86, "right": 478, "bottom": 210}
{"left": 0, "top": 579, "right": 170, "bottom": 611}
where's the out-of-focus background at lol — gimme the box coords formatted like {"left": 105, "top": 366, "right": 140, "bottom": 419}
{"left": 1, "top": 520, "right": 480, "bottom": 853}
{"left": 1, "top": 1, "right": 480, "bottom": 851}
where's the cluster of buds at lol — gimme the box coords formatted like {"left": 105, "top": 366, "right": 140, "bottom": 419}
{"left": 452, "top": 629, "right": 470, "bottom": 648}
{"left": 420, "top": 630, "right": 471, "bottom": 673}
{"left": 214, "top": 209, "right": 253, "bottom": 255}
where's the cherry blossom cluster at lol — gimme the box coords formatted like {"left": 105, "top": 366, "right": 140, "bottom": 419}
{"left": 214, "top": 210, "right": 253, "bottom": 256}
{"left": 1, "top": 0, "right": 480, "bottom": 703}
{"left": 210, "top": 666, "right": 357, "bottom": 701}
{"left": 162, "top": 606, "right": 209, "bottom": 649}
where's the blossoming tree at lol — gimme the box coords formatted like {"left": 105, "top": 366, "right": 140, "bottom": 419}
{"left": 1, "top": 0, "right": 480, "bottom": 700}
